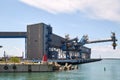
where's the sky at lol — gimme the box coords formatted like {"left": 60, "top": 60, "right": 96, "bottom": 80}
{"left": 0, "top": 0, "right": 120, "bottom": 58}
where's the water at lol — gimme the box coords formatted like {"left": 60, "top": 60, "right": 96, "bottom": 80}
{"left": 0, "top": 59, "right": 120, "bottom": 80}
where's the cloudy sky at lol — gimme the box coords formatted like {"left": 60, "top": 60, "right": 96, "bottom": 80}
{"left": 0, "top": 0, "right": 120, "bottom": 58}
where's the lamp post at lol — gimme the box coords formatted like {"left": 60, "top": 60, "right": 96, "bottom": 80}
{"left": 0, "top": 46, "right": 2, "bottom": 62}
{"left": 3, "top": 51, "right": 7, "bottom": 63}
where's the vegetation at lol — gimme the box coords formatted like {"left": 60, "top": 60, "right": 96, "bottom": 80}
{"left": 9, "top": 57, "right": 20, "bottom": 63}
{"left": 0, "top": 57, "right": 21, "bottom": 63}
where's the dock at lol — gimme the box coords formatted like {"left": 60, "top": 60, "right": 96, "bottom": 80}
{"left": 0, "top": 63, "right": 53, "bottom": 72}
{"left": 0, "top": 59, "right": 102, "bottom": 72}
{"left": 51, "top": 59, "right": 102, "bottom": 65}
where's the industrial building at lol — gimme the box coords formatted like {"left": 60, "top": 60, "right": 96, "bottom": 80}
{"left": 0, "top": 23, "right": 117, "bottom": 61}
{"left": 26, "top": 23, "right": 91, "bottom": 60}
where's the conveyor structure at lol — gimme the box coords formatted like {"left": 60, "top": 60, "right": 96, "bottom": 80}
{"left": 60, "top": 32, "right": 117, "bottom": 59}
{"left": 0, "top": 23, "right": 117, "bottom": 61}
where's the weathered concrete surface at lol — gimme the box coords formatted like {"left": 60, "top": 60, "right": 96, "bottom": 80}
{"left": 0, "top": 63, "right": 53, "bottom": 72}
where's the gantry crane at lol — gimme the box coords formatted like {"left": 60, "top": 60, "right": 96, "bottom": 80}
{"left": 61, "top": 32, "right": 117, "bottom": 59}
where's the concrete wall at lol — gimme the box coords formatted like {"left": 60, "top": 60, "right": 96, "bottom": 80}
{"left": 27, "top": 23, "right": 44, "bottom": 60}
{"left": 0, "top": 64, "right": 53, "bottom": 72}
{"left": 27, "top": 23, "right": 53, "bottom": 60}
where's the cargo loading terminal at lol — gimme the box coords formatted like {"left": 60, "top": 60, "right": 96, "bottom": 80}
{"left": 0, "top": 23, "right": 117, "bottom": 63}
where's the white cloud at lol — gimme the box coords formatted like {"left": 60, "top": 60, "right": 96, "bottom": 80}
{"left": 20, "top": 0, "right": 120, "bottom": 22}
{"left": 91, "top": 45, "right": 120, "bottom": 58}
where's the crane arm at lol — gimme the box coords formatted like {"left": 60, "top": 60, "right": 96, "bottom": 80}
{"left": 86, "top": 39, "right": 114, "bottom": 44}
{"left": 86, "top": 32, "right": 117, "bottom": 49}
{"left": 61, "top": 32, "right": 117, "bottom": 50}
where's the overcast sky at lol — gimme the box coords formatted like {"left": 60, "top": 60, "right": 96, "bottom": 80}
{"left": 0, "top": 0, "right": 120, "bottom": 58}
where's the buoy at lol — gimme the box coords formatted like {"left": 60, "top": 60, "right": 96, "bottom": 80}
{"left": 104, "top": 67, "right": 106, "bottom": 71}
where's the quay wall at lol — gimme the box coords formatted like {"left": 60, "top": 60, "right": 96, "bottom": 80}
{"left": 0, "top": 63, "right": 53, "bottom": 72}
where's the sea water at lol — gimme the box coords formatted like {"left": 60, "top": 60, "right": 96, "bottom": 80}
{"left": 0, "top": 59, "right": 120, "bottom": 80}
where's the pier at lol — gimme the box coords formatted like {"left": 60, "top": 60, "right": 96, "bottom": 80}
{"left": 0, "top": 63, "right": 53, "bottom": 72}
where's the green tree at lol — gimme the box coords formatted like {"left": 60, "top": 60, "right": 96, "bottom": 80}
{"left": 10, "top": 57, "right": 20, "bottom": 63}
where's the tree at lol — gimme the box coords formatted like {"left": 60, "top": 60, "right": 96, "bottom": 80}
{"left": 9, "top": 57, "right": 20, "bottom": 63}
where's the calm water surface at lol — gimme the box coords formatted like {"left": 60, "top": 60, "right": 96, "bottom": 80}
{"left": 0, "top": 59, "right": 120, "bottom": 80}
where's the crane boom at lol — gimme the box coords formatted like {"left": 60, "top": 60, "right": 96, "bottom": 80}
{"left": 85, "top": 32, "right": 117, "bottom": 49}
{"left": 61, "top": 32, "right": 117, "bottom": 59}
{"left": 87, "top": 39, "right": 114, "bottom": 44}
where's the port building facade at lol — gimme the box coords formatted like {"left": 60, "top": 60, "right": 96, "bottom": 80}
{"left": 0, "top": 23, "right": 91, "bottom": 60}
